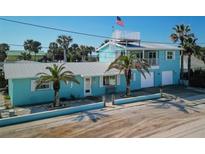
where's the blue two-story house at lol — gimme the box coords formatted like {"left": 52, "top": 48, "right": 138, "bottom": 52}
{"left": 3, "top": 31, "right": 181, "bottom": 106}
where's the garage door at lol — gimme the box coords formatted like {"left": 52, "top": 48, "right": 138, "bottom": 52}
{"left": 141, "top": 72, "right": 154, "bottom": 88}
{"left": 162, "top": 71, "right": 173, "bottom": 85}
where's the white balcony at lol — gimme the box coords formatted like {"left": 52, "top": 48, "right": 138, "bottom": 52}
{"left": 112, "top": 30, "right": 140, "bottom": 41}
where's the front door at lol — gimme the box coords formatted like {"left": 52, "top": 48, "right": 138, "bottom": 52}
{"left": 84, "top": 77, "right": 92, "bottom": 96}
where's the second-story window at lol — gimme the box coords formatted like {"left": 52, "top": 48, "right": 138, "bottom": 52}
{"left": 166, "top": 51, "right": 175, "bottom": 60}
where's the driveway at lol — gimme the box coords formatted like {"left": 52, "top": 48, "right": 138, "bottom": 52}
{"left": 1, "top": 86, "right": 205, "bottom": 138}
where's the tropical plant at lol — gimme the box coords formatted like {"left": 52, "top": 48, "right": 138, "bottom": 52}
{"left": 47, "top": 42, "right": 59, "bottom": 61}
{"left": 78, "top": 45, "right": 95, "bottom": 62}
{"left": 0, "top": 69, "right": 7, "bottom": 88}
{"left": 170, "top": 24, "right": 194, "bottom": 77}
{"left": 24, "top": 39, "right": 42, "bottom": 61}
{"left": 36, "top": 64, "right": 79, "bottom": 107}
{"left": 0, "top": 43, "right": 9, "bottom": 62}
{"left": 106, "top": 54, "right": 150, "bottom": 96}
{"left": 183, "top": 37, "right": 201, "bottom": 84}
{"left": 56, "top": 35, "right": 73, "bottom": 62}
{"left": 69, "top": 43, "right": 81, "bottom": 62}
{"left": 18, "top": 52, "right": 32, "bottom": 60}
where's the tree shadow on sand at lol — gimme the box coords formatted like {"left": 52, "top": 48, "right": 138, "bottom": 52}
{"left": 72, "top": 111, "right": 109, "bottom": 123}
{"left": 149, "top": 98, "right": 200, "bottom": 114}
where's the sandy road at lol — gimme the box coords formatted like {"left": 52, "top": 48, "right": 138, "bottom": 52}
{"left": 1, "top": 97, "right": 205, "bottom": 138}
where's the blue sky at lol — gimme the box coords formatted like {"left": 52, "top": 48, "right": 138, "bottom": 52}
{"left": 0, "top": 16, "right": 205, "bottom": 50}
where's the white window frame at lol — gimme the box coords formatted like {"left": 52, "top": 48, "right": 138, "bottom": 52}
{"left": 100, "top": 75, "right": 120, "bottom": 87}
{"left": 166, "top": 51, "right": 175, "bottom": 60}
{"left": 31, "top": 80, "right": 51, "bottom": 92}
{"left": 103, "top": 75, "right": 117, "bottom": 86}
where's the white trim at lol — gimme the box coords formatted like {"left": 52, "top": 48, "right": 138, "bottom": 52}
{"left": 31, "top": 80, "right": 51, "bottom": 92}
{"left": 31, "top": 80, "right": 36, "bottom": 92}
{"left": 117, "top": 75, "right": 120, "bottom": 85}
{"left": 84, "top": 77, "right": 92, "bottom": 96}
{"left": 100, "top": 76, "right": 103, "bottom": 87}
{"left": 150, "top": 66, "right": 160, "bottom": 69}
{"left": 96, "top": 41, "right": 125, "bottom": 52}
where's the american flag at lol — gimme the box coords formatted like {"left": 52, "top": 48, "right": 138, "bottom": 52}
{"left": 116, "top": 16, "right": 124, "bottom": 27}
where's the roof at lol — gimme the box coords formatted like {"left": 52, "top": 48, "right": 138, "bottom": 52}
{"left": 97, "top": 41, "right": 181, "bottom": 51}
{"left": 4, "top": 62, "right": 121, "bottom": 79}
{"left": 183, "top": 55, "right": 205, "bottom": 70}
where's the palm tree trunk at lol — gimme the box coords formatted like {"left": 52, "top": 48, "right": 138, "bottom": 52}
{"left": 126, "top": 78, "right": 131, "bottom": 96}
{"left": 54, "top": 90, "right": 60, "bottom": 107}
{"left": 188, "top": 54, "right": 191, "bottom": 86}
{"left": 125, "top": 69, "right": 131, "bottom": 96}
{"left": 180, "top": 50, "right": 184, "bottom": 79}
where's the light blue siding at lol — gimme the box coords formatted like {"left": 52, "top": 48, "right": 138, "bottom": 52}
{"left": 98, "top": 45, "right": 124, "bottom": 62}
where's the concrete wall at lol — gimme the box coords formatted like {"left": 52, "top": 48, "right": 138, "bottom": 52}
{"left": 0, "top": 102, "right": 104, "bottom": 127}
{"left": 114, "top": 93, "right": 161, "bottom": 105}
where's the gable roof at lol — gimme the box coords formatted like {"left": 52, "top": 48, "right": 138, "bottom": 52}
{"left": 96, "top": 41, "right": 181, "bottom": 51}
{"left": 4, "top": 62, "right": 121, "bottom": 79}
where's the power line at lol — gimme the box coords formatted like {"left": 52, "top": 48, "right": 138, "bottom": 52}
{"left": 1, "top": 17, "right": 205, "bottom": 45}
{"left": 0, "top": 18, "right": 112, "bottom": 40}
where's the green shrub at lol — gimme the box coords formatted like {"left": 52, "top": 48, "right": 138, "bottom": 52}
{"left": 4, "top": 95, "right": 10, "bottom": 100}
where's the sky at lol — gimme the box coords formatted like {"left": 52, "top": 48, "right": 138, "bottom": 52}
{"left": 0, "top": 16, "right": 205, "bottom": 51}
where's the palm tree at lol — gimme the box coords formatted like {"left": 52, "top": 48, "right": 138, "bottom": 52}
{"left": 24, "top": 39, "right": 42, "bottom": 61}
{"left": 18, "top": 52, "right": 32, "bottom": 60}
{"left": 36, "top": 64, "right": 79, "bottom": 107}
{"left": 170, "top": 24, "right": 194, "bottom": 78}
{"left": 48, "top": 42, "right": 59, "bottom": 61}
{"left": 56, "top": 35, "right": 73, "bottom": 62}
{"left": 69, "top": 43, "right": 81, "bottom": 62}
{"left": 106, "top": 54, "right": 150, "bottom": 96}
{"left": 183, "top": 37, "right": 201, "bottom": 84}
{"left": 0, "top": 43, "right": 9, "bottom": 62}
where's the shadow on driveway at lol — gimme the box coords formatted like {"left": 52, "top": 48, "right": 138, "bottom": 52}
{"left": 149, "top": 98, "right": 200, "bottom": 114}
{"left": 73, "top": 111, "right": 109, "bottom": 123}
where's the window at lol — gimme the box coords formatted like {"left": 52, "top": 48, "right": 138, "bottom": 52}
{"left": 31, "top": 80, "right": 50, "bottom": 91}
{"left": 149, "top": 52, "right": 156, "bottom": 59}
{"left": 103, "top": 75, "right": 117, "bottom": 86}
{"left": 36, "top": 83, "right": 50, "bottom": 90}
{"left": 136, "top": 52, "right": 143, "bottom": 59}
{"left": 166, "top": 51, "right": 174, "bottom": 60}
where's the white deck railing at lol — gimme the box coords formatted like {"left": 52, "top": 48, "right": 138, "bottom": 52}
{"left": 134, "top": 58, "right": 159, "bottom": 66}
{"left": 112, "top": 30, "right": 140, "bottom": 41}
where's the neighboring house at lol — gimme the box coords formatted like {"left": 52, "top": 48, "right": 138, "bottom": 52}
{"left": 183, "top": 55, "right": 205, "bottom": 71}
{"left": 6, "top": 50, "right": 46, "bottom": 61}
{"left": 3, "top": 31, "right": 181, "bottom": 106}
